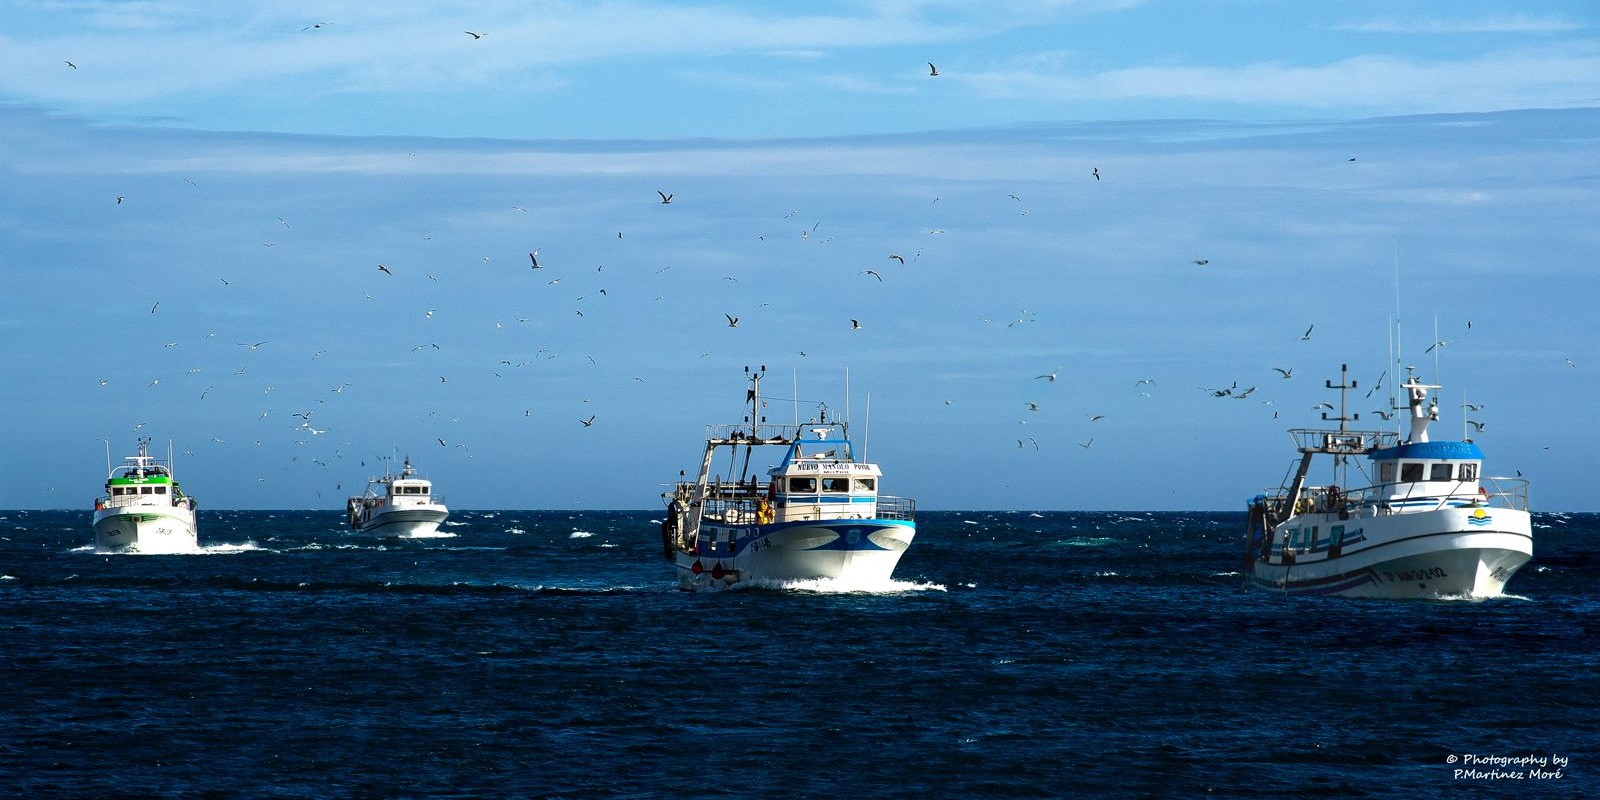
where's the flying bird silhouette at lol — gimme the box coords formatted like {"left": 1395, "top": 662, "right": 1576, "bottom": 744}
{"left": 725, "top": 314, "right": 739, "bottom": 328}
{"left": 862, "top": 269, "right": 883, "bottom": 281}
{"left": 657, "top": 190, "right": 673, "bottom": 204}
{"left": 377, "top": 264, "right": 392, "bottom": 275}
{"left": 1299, "top": 325, "right": 1314, "bottom": 341}
{"left": 580, "top": 416, "right": 596, "bottom": 427}
{"left": 464, "top": 30, "right": 485, "bottom": 39}
{"left": 927, "top": 62, "right": 939, "bottom": 76}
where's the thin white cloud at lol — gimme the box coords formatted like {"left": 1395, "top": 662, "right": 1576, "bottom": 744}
{"left": 961, "top": 45, "right": 1600, "bottom": 114}
{"left": 1333, "top": 15, "right": 1585, "bottom": 34}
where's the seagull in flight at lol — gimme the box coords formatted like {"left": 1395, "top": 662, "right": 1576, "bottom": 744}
{"left": 1092, "top": 167, "right": 1100, "bottom": 181}
{"left": 238, "top": 341, "right": 269, "bottom": 350}
{"left": 1466, "top": 420, "right": 1486, "bottom": 433}
{"left": 65, "top": 60, "right": 77, "bottom": 69}
{"left": 657, "top": 190, "right": 673, "bottom": 204}
{"left": 1078, "top": 438, "right": 1094, "bottom": 449}
{"left": 851, "top": 319, "right": 862, "bottom": 330}
{"left": 1371, "top": 409, "right": 1394, "bottom": 420}
{"left": 1424, "top": 339, "right": 1450, "bottom": 354}
{"left": 579, "top": 415, "right": 596, "bottom": 427}
{"left": 1037, "top": 368, "right": 1060, "bottom": 382}
{"left": 889, "top": 253, "right": 905, "bottom": 264}
{"left": 927, "top": 62, "right": 939, "bottom": 76}
{"left": 1192, "top": 258, "right": 1209, "bottom": 266}
{"left": 862, "top": 269, "right": 883, "bottom": 281}
{"left": 1461, "top": 402, "right": 1484, "bottom": 411}
{"left": 1272, "top": 367, "right": 1293, "bottom": 379}
{"left": 464, "top": 30, "right": 485, "bottom": 39}
{"left": 377, "top": 264, "right": 392, "bottom": 275}
{"left": 725, "top": 314, "right": 739, "bottom": 328}
{"left": 529, "top": 250, "right": 541, "bottom": 268}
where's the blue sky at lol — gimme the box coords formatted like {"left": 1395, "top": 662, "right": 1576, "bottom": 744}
{"left": 2, "top": 1, "right": 1597, "bottom": 510}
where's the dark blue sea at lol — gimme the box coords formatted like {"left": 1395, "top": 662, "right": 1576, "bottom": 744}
{"left": 2, "top": 510, "right": 1594, "bottom": 798}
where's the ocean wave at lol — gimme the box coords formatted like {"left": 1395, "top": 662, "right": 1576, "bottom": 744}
{"left": 569, "top": 531, "right": 595, "bottom": 539}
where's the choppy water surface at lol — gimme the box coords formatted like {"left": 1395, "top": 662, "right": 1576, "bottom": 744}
{"left": 3, "top": 510, "right": 1595, "bottom": 797}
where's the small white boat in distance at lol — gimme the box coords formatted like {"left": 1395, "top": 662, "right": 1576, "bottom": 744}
{"left": 347, "top": 456, "right": 450, "bottom": 537}
{"left": 662, "top": 365, "right": 917, "bottom": 590}
{"left": 92, "top": 437, "right": 199, "bottom": 553}
{"left": 1243, "top": 364, "right": 1532, "bottom": 599}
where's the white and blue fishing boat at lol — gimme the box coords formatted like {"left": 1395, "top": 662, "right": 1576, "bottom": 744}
{"left": 1243, "top": 365, "right": 1531, "bottom": 598}
{"left": 92, "top": 437, "right": 199, "bottom": 553}
{"left": 346, "top": 456, "right": 450, "bottom": 537}
{"left": 662, "top": 366, "right": 917, "bottom": 590}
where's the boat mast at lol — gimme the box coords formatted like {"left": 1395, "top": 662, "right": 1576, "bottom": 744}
{"left": 1322, "top": 364, "right": 1359, "bottom": 485}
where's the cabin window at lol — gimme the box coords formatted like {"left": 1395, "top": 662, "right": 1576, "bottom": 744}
{"left": 1400, "top": 463, "right": 1423, "bottom": 482}
{"left": 1459, "top": 463, "right": 1478, "bottom": 481}
{"left": 1430, "top": 463, "right": 1453, "bottom": 481}
{"left": 154, "top": 486, "right": 167, "bottom": 494}
{"left": 789, "top": 477, "right": 816, "bottom": 493}
{"left": 854, "top": 478, "right": 876, "bottom": 492}
{"left": 1379, "top": 462, "right": 1395, "bottom": 483}
{"left": 822, "top": 477, "right": 850, "bottom": 493}
{"left": 140, "top": 486, "right": 154, "bottom": 495}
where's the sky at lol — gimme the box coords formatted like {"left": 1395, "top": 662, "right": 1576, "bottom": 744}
{"left": 2, "top": 1, "right": 1597, "bottom": 510}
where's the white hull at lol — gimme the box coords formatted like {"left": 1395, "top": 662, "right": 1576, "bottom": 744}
{"left": 674, "top": 519, "right": 915, "bottom": 590}
{"left": 92, "top": 506, "right": 199, "bottom": 554}
{"left": 1252, "top": 507, "right": 1532, "bottom": 598}
{"left": 353, "top": 505, "right": 450, "bottom": 538}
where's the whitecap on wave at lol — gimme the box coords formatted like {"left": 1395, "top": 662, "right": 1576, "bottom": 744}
{"left": 443, "top": 520, "right": 468, "bottom": 527}
{"left": 569, "top": 531, "right": 594, "bottom": 539}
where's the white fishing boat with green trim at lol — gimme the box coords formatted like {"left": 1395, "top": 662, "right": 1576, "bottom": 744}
{"left": 92, "top": 438, "right": 199, "bottom": 553}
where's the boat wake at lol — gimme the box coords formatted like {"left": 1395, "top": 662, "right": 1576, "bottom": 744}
{"left": 737, "top": 576, "right": 946, "bottom": 594}
{"left": 78, "top": 542, "right": 267, "bottom": 555}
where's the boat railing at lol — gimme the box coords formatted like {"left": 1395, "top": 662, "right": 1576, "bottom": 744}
{"left": 1481, "top": 476, "right": 1530, "bottom": 512}
{"left": 875, "top": 495, "right": 916, "bottom": 521}
{"left": 704, "top": 423, "right": 800, "bottom": 443}
{"left": 1286, "top": 428, "right": 1399, "bottom": 455}
{"left": 1264, "top": 477, "right": 1528, "bottom": 520}
{"left": 95, "top": 493, "right": 195, "bottom": 512}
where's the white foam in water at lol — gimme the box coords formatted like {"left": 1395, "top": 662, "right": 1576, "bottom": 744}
{"left": 404, "top": 530, "right": 458, "bottom": 539}
{"left": 569, "top": 531, "right": 595, "bottom": 539}
{"left": 739, "top": 576, "right": 947, "bottom": 594}
{"left": 443, "top": 521, "right": 468, "bottom": 527}
{"left": 505, "top": 527, "right": 526, "bottom": 535}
